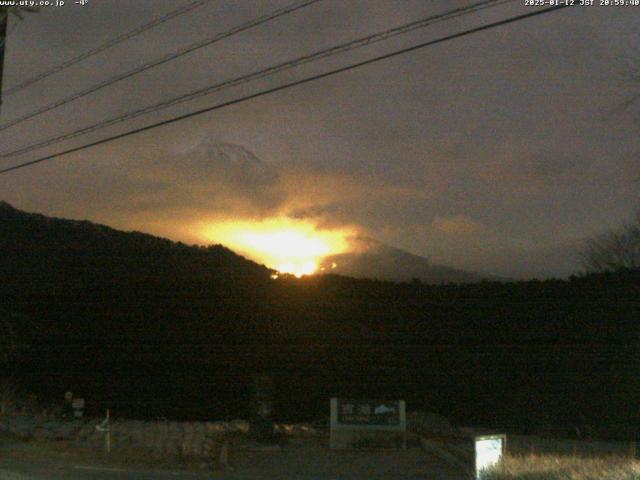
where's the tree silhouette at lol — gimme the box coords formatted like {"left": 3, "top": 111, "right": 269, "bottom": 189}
{"left": 580, "top": 209, "right": 640, "bottom": 273}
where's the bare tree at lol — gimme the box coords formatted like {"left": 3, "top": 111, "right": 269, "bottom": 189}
{"left": 580, "top": 210, "right": 640, "bottom": 273}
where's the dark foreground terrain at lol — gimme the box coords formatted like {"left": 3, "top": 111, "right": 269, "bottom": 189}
{"left": 1, "top": 202, "right": 639, "bottom": 436}
{"left": 0, "top": 430, "right": 463, "bottom": 480}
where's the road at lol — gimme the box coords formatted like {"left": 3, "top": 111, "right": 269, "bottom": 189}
{"left": 0, "top": 455, "right": 461, "bottom": 480}
{"left": 0, "top": 434, "right": 462, "bottom": 479}
{"left": 0, "top": 462, "right": 233, "bottom": 480}
{"left": 0, "top": 440, "right": 244, "bottom": 480}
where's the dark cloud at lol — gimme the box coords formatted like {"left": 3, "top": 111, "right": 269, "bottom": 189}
{"left": 92, "top": 140, "right": 286, "bottom": 217}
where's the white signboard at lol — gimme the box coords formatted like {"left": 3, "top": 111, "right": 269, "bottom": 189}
{"left": 330, "top": 398, "right": 406, "bottom": 449}
{"left": 475, "top": 434, "right": 506, "bottom": 479}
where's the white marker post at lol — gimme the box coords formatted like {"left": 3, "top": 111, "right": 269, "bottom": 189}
{"left": 475, "top": 434, "right": 506, "bottom": 479}
{"left": 95, "top": 409, "right": 111, "bottom": 454}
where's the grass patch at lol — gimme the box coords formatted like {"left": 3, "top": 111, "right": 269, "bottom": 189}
{"left": 484, "top": 454, "right": 640, "bottom": 480}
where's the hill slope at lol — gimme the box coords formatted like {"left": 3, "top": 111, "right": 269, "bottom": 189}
{"left": 320, "top": 237, "right": 492, "bottom": 284}
{"left": 1, "top": 201, "right": 639, "bottom": 434}
{"left": 0, "top": 201, "right": 272, "bottom": 296}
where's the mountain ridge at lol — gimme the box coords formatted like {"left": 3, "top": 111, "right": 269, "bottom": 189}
{"left": 1, "top": 201, "right": 495, "bottom": 284}
{"left": 321, "top": 236, "right": 499, "bottom": 284}
{"left": 0, "top": 200, "right": 270, "bottom": 270}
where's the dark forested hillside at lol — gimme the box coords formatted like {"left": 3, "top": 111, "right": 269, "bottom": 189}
{"left": 2, "top": 202, "right": 639, "bottom": 438}
{"left": 0, "top": 200, "right": 272, "bottom": 291}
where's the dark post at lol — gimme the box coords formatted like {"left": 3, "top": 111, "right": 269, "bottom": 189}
{"left": 249, "top": 374, "right": 275, "bottom": 443}
{"left": 0, "top": 7, "right": 7, "bottom": 113}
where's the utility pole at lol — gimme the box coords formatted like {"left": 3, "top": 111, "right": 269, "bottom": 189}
{"left": 0, "top": 7, "right": 38, "bottom": 115}
{"left": 0, "top": 6, "right": 8, "bottom": 114}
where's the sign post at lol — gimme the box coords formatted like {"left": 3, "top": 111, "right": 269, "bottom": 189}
{"left": 249, "top": 375, "right": 275, "bottom": 442}
{"left": 72, "top": 398, "right": 85, "bottom": 418}
{"left": 330, "top": 398, "right": 406, "bottom": 449}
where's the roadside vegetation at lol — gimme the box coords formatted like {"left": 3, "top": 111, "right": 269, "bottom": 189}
{"left": 485, "top": 454, "right": 640, "bottom": 480}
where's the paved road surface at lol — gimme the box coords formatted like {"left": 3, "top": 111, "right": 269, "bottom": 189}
{"left": 0, "top": 440, "right": 241, "bottom": 480}
{"left": 0, "top": 461, "right": 235, "bottom": 480}
{"left": 0, "top": 456, "right": 461, "bottom": 480}
{"left": 0, "top": 435, "right": 462, "bottom": 479}
{"left": 0, "top": 455, "right": 462, "bottom": 480}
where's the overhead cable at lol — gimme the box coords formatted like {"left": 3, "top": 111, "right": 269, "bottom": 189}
{"left": 0, "top": 4, "right": 570, "bottom": 176}
{"left": 2, "top": 0, "right": 213, "bottom": 97}
{"left": 0, "top": 0, "right": 511, "bottom": 158}
{"left": 0, "top": 0, "right": 323, "bottom": 131}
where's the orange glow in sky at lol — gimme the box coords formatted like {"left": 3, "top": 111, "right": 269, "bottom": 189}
{"left": 201, "top": 218, "right": 352, "bottom": 277}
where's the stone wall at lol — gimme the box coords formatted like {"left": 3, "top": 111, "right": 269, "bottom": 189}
{"left": 0, "top": 414, "right": 317, "bottom": 458}
{"left": 76, "top": 418, "right": 251, "bottom": 457}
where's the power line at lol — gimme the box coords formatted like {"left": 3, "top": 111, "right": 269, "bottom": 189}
{"left": 2, "top": 0, "right": 212, "bottom": 97}
{"left": 0, "top": 4, "right": 571, "bottom": 176}
{"left": 0, "top": 0, "right": 511, "bottom": 159}
{"left": 0, "top": 0, "right": 323, "bottom": 132}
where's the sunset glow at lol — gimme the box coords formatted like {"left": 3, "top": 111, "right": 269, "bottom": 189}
{"left": 201, "top": 218, "right": 352, "bottom": 277}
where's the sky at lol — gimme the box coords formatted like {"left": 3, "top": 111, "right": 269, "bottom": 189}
{"left": 1, "top": 0, "right": 638, "bottom": 279}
